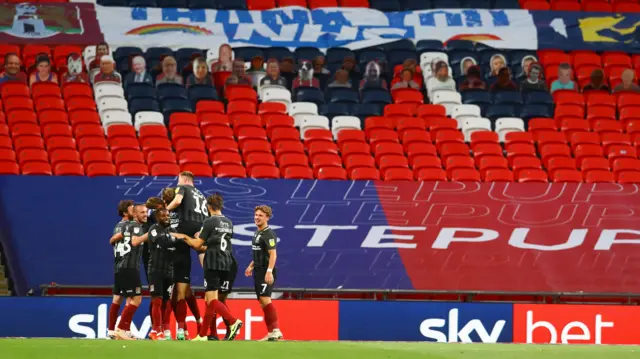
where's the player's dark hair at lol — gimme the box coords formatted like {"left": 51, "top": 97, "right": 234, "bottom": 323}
{"left": 207, "top": 193, "right": 224, "bottom": 211}
{"left": 162, "top": 188, "right": 175, "bottom": 204}
{"left": 117, "top": 200, "right": 134, "bottom": 217}
{"left": 155, "top": 207, "right": 168, "bottom": 221}
{"left": 146, "top": 197, "right": 165, "bottom": 209}
{"left": 179, "top": 171, "right": 194, "bottom": 182}
{"left": 255, "top": 205, "right": 273, "bottom": 218}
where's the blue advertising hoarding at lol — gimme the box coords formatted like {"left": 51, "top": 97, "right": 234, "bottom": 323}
{"left": 0, "top": 297, "right": 511, "bottom": 342}
{"left": 339, "top": 301, "right": 513, "bottom": 342}
{"left": 0, "top": 176, "right": 413, "bottom": 295}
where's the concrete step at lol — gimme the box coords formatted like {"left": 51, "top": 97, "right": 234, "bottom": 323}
{"left": 0, "top": 279, "right": 8, "bottom": 290}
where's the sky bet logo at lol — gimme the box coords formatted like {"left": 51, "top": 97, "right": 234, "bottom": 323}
{"left": 420, "top": 309, "right": 506, "bottom": 343}
{"left": 338, "top": 302, "right": 513, "bottom": 342}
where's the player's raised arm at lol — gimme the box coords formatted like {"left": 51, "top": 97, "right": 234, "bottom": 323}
{"left": 132, "top": 232, "right": 148, "bottom": 246}
{"left": 109, "top": 232, "right": 124, "bottom": 245}
{"left": 174, "top": 232, "right": 205, "bottom": 250}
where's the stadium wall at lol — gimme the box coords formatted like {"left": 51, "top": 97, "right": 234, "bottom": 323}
{"left": 1, "top": 297, "right": 640, "bottom": 344}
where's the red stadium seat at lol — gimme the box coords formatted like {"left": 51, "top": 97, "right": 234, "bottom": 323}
{"left": 341, "top": 142, "right": 372, "bottom": 159}
{"left": 483, "top": 169, "right": 514, "bottom": 182}
{"left": 139, "top": 125, "right": 169, "bottom": 141}
{"left": 174, "top": 139, "right": 206, "bottom": 157}
{"left": 392, "top": 88, "right": 423, "bottom": 104}
{"left": 49, "top": 148, "right": 81, "bottom": 167}
{"left": 406, "top": 142, "right": 437, "bottom": 163}
{"left": 552, "top": 169, "right": 583, "bottom": 183}
{"left": 282, "top": 166, "right": 313, "bottom": 179}
{"left": 308, "top": 0, "right": 338, "bottom": 8}
{"left": 232, "top": 114, "right": 263, "bottom": 133}
{"left": 18, "top": 149, "right": 49, "bottom": 166}
{"left": 402, "top": 130, "right": 431, "bottom": 149}
{"left": 274, "top": 141, "right": 305, "bottom": 161}
{"left": 63, "top": 84, "right": 93, "bottom": 101}
{"left": 344, "top": 154, "right": 376, "bottom": 171}
{"left": 580, "top": 157, "right": 611, "bottom": 174}
{"left": 172, "top": 125, "right": 202, "bottom": 144}
{"left": 517, "top": 169, "right": 549, "bottom": 183}
{"left": 227, "top": 100, "right": 257, "bottom": 115}
{"left": 574, "top": 144, "right": 604, "bottom": 167}
{"left": 209, "top": 138, "right": 239, "bottom": 156}
{"left": 278, "top": 0, "right": 307, "bottom": 6}
{"left": 0, "top": 162, "right": 20, "bottom": 175}
{"left": 178, "top": 150, "right": 209, "bottom": 166}
{"left": 7, "top": 110, "right": 37, "bottom": 129}
{"left": 227, "top": 86, "right": 258, "bottom": 104}
{"left": 32, "top": 83, "right": 62, "bottom": 99}
{"left": 249, "top": 165, "right": 280, "bottom": 179}
{"left": 42, "top": 124, "right": 73, "bottom": 141}
{"left": 279, "top": 153, "right": 310, "bottom": 171}
{"left": 337, "top": 129, "right": 366, "bottom": 146}
{"left": 350, "top": 167, "right": 380, "bottom": 180}
{"left": 118, "top": 162, "right": 150, "bottom": 176}
{"left": 339, "top": 0, "right": 369, "bottom": 6}
{"left": 247, "top": 0, "right": 276, "bottom": 9}
{"left": 151, "top": 163, "right": 181, "bottom": 176}
{"left": 35, "top": 97, "right": 66, "bottom": 113}
{"left": 415, "top": 168, "right": 447, "bottom": 181}
{"left": 383, "top": 167, "right": 414, "bottom": 181}
{"left": 12, "top": 123, "right": 41, "bottom": 138}
{"left": 54, "top": 162, "right": 85, "bottom": 176}
{"left": 1, "top": 83, "right": 29, "bottom": 100}
{"left": 411, "top": 155, "right": 441, "bottom": 171}
{"left": 196, "top": 100, "right": 225, "bottom": 115}
{"left": 584, "top": 170, "right": 615, "bottom": 183}
{"left": 21, "top": 162, "right": 52, "bottom": 176}
{"left": 215, "top": 163, "right": 247, "bottom": 178}
{"left": 450, "top": 168, "right": 481, "bottom": 182}
{"left": 385, "top": 104, "right": 418, "bottom": 118}
{"left": 200, "top": 114, "right": 231, "bottom": 130}
{"left": 311, "top": 154, "right": 343, "bottom": 172}
{"left": 114, "top": 149, "right": 145, "bottom": 167}
{"left": 169, "top": 113, "right": 198, "bottom": 131}
{"left": 378, "top": 155, "right": 410, "bottom": 177}
{"left": 85, "top": 163, "right": 116, "bottom": 177}
{"left": 181, "top": 163, "right": 213, "bottom": 177}
{"left": 147, "top": 150, "right": 177, "bottom": 167}
{"left": 245, "top": 153, "right": 276, "bottom": 173}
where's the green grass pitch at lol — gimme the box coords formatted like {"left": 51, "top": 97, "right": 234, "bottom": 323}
{"left": 1, "top": 339, "right": 639, "bottom": 359}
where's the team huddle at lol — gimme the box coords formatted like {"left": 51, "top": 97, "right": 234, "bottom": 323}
{"left": 107, "top": 171, "right": 282, "bottom": 341}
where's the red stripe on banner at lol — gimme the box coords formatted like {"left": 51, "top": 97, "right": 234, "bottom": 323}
{"left": 373, "top": 181, "right": 640, "bottom": 293}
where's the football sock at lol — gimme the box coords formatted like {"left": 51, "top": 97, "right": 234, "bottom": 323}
{"left": 219, "top": 299, "right": 231, "bottom": 328}
{"left": 151, "top": 298, "right": 163, "bottom": 332}
{"left": 263, "top": 303, "right": 279, "bottom": 331}
{"left": 149, "top": 301, "right": 154, "bottom": 327}
{"left": 199, "top": 302, "right": 216, "bottom": 338}
{"left": 117, "top": 304, "right": 138, "bottom": 331}
{"left": 176, "top": 299, "right": 187, "bottom": 330}
{"left": 186, "top": 294, "right": 201, "bottom": 322}
{"left": 108, "top": 303, "right": 121, "bottom": 331}
{"left": 209, "top": 312, "right": 218, "bottom": 338}
{"left": 162, "top": 300, "right": 173, "bottom": 330}
{"left": 211, "top": 300, "right": 237, "bottom": 327}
